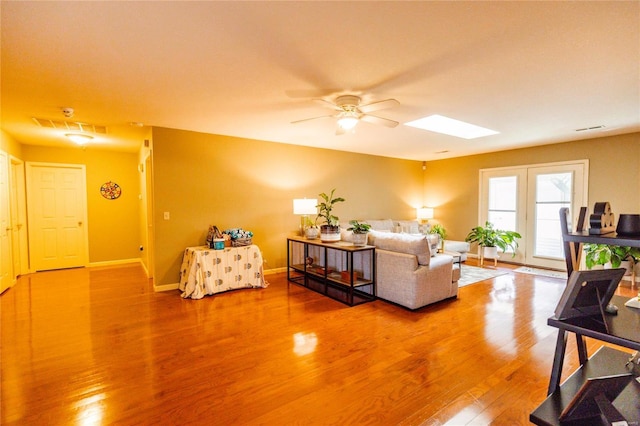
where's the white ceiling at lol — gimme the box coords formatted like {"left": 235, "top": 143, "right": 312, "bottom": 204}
{"left": 2, "top": 1, "right": 639, "bottom": 160}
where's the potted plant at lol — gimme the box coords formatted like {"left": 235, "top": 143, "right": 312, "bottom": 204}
{"left": 465, "top": 221, "right": 522, "bottom": 261}
{"left": 347, "top": 220, "right": 371, "bottom": 246}
{"left": 304, "top": 217, "right": 320, "bottom": 240}
{"left": 429, "top": 224, "right": 447, "bottom": 252}
{"left": 584, "top": 244, "right": 640, "bottom": 282}
{"left": 316, "top": 188, "right": 345, "bottom": 242}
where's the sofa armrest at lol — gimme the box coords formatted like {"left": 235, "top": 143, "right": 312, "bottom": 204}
{"left": 376, "top": 249, "right": 456, "bottom": 309}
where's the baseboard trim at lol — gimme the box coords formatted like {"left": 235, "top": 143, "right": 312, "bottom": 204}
{"left": 154, "top": 267, "right": 285, "bottom": 292}
{"left": 264, "top": 267, "right": 287, "bottom": 275}
{"left": 154, "top": 283, "right": 179, "bottom": 292}
{"left": 89, "top": 258, "right": 141, "bottom": 268}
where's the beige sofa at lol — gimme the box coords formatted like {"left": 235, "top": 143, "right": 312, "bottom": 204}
{"left": 362, "top": 219, "right": 471, "bottom": 261}
{"left": 343, "top": 229, "right": 458, "bottom": 310}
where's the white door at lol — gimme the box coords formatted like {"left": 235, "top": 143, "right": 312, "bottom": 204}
{"left": 480, "top": 160, "right": 588, "bottom": 270}
{"left": 0, "top": 151, "right": 12, "bottom": 293}
{"left": 26, "top": 162, "right": 89, "bottom": 271}
{"left": 479, "top": 168, "right": 526, "bottom": 264}
{"left": 525, "top": 163, "right": 587, "bottom": 270}
{"left": 10, "top": 157, "right": 28, "bottom": 277}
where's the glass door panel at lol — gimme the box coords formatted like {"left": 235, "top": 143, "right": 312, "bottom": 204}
{"left": 525, "top": 163, "right": 586, "bottom": 270}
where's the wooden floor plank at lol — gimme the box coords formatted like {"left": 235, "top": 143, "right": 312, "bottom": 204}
{"left": 1, "top": 260, "right": 636, "bottom": 425}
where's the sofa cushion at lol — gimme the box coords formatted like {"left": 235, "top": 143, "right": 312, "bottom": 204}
{"left": 363, "top": 219, "right": 394, "bottom": 232}
{"left": 368, "top": 230, "right": 431, "bottom": 265}
{"left": 396, "top": 220, "right": 420, "bottom": 234}
{"left": 444, "top": 240, "right": 470, "bottom": 254}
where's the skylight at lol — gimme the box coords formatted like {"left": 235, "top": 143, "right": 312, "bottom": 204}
{"left": 404, "top": 114, "right": 499, "bottom": 139}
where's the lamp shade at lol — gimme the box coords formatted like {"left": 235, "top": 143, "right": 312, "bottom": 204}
{"left": 417, "top": 207, "right": 434, "bottom": 220}
{"left": 293, "top": 198, "right": 317, "bottom": 215}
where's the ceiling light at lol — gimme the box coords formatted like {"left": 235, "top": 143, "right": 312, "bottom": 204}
{"left": 405, "top": 114, "right": 499, "bottom": 139}
{"left": 337, "top": 112, "right": 359, "bottom": 130}
{"left": 65, "top": 133, "right": 93, "bottom": 145}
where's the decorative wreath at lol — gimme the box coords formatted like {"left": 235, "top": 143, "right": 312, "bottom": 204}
{"left": 100, "top": 181, "right": 121, "bottom": 200}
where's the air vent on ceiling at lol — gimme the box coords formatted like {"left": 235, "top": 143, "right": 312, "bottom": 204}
{"left": 32, "top": 117, "right": 107, "bottom": 134}
{"left": 575, "top": 125, "right": 605, "bottom": 132}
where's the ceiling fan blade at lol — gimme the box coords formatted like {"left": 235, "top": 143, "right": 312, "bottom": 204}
{"left": 361, "top": 114, "right": 399, "bottom": 128}
{"left": 358, "top": 98, "right": 400, "bottom": 113}
{"left": 291, "top": 114, "right": 335, "bottom": 124}
{"left": 314, "top": 98, "right": 342, "bottom": 111}
{"left": 285, "top": 89, "right": 342, "bottom": 99}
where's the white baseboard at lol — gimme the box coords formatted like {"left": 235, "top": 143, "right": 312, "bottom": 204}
{"left": 264, "top": 266, "right": 287, "bottom": 275}
{"left": 89, "top": 258, "right": 141, "bottom": 268}
{"left": 154, "top": 283, "right": 179, "bottom": 292}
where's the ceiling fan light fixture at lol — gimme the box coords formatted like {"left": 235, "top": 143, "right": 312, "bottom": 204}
{"left": 338, "top": 111, "right": 359, "bottom": 130}
{"left": 337, "top": 116, "right": 359, "bottom": 130}
{"left": 65, "top": 133, "right": 94, "bottom": 145}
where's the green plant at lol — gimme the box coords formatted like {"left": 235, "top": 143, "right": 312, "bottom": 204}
{"left": 584, "top": 244, "right": 640, "bottom": 269}
{"left": 304, "top": 216, "right": 317, "bottom": 228}
{"left": 465, "top": 221, "right": 522, "bottom": 256}
{"left": 430, "top": 224, "right": 447, "bottom": 241}
{"left": 347, "top": 220, "right": 371, "bottom": 234}
{"left": 316, "top": 188, "right": 345, "bottom": 227}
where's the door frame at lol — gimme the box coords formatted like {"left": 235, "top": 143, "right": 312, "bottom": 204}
{"left": 26, "top": 161, "right": 89, "bottom": 271}
{"left": 524, "top": 162, "right": 588, "bottom": 270}
{"left": 0, "top": 150, "right": 12, "bottom": 292}
{"left": 9, "top": 156, "right": 28, "bottom": 277}
{"left": 479, "top": 159, "right": 588, "bottom": 270}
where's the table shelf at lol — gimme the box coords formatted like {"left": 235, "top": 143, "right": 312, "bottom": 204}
{"left": 530, "top": 207, "right": 640, "bottom": 425}
{"left": 287, "top": 236, "right": 376, "bottom": 306}
{"left": 530, "top": 346, "right": 640, "bottom": 426}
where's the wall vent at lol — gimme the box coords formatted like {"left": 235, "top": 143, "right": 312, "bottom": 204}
{"left": 575, "top": 125, "right": 605, "bottom": 132}
{"left": 32, "top": 117, "right": 107, "bottom": 134}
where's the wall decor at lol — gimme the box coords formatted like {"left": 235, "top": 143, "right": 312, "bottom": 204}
{"left": 100, "top": 181, "right": 122, "bottom": 200}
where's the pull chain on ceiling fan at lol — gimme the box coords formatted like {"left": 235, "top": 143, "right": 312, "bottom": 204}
{"left": 292, "top": 95, "right": 400, "bottom": 135}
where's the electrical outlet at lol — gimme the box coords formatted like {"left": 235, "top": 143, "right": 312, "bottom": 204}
{"left": 163, "top": 212, "right": 170, "bottom": 220}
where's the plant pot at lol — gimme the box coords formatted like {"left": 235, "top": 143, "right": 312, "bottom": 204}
{"left": 305, "top": 227, "right": 319, "bottom": 240}
{"left": 619, "top": 260, "right": 634, "bottom": 276}
{"left": 320, "top": 225, "right": 341, "bottom": 242}
{"left": 352, "top": 232, "right": 368, "bottom": 246}
{"left": 482, "top": 246, "right": 499, "bottom": 260}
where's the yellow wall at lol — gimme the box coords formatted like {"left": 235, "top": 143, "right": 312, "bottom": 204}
{"left": 423, "top": 132, "right": 640, "bottom": 242}
{"left": 8, "top": 128, "right": 638, "bottom": 287}
{"left": 1, "top": 129, "right": 23, "bottom": 158}
{"left": 151, "top": 127, "right": 423, "bottom": 286}
{"left": 21, "top": 145, "right": 141, "bottom": 264}
{"left": 137, "top": 132, "right": 153, "bottom": 276}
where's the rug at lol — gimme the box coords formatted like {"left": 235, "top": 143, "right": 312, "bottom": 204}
{"left": 514, "top": 266, "right": 567, "bottom": 279}
{"left": 458, "top": 264, "right": 508, "bottom": 287}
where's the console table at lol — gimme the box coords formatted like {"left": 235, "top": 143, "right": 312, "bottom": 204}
{"left": 287, "top": 236, "right": 375, "bottom": 306}
{"left": 179, "top": 245, "right": 266, "bottom": 299}
{"left": 530, "top": 208, "right": 640, "bottom": 425}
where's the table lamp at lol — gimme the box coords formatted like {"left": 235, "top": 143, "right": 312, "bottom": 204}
{"left": 293, "top": 198, "right": 317, "bottom": 236}
{"left": 417, "top": 207, "right": 434, "bottom": 232}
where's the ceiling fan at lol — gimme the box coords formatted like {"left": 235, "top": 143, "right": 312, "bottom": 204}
{"left": 292, "top": 95, "right": 400, "bottom": 135}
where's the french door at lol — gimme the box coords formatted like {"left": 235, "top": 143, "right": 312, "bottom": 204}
{"left": 480, "top": 161, "right": 588, "bottom": 270}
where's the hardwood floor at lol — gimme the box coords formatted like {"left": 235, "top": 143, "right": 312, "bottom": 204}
{"left": 1, "top": 261, "right": 636, "bottom": 425}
